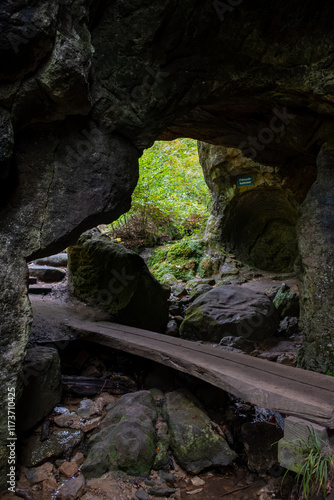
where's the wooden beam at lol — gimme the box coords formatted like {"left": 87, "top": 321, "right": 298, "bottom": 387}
{"left": 67, "top": 319, "right": 334, "bottom": 428}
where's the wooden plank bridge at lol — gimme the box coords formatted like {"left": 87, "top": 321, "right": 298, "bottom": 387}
{"left": 67, "top": 318, "right": 334, "bottom": 429}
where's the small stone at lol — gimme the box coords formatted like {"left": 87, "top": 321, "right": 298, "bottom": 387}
{"left": 77, "top": 399, "right": 96, "bottom": 418}
{"left": 156, "top": 420, "right": 168, "bottom": 435}
{"left": 71, "top": 452, "right": 85, "bottom": 466}
{"left": 93, "top": 397, "right": 105, "bottom": 413}
{"left": 41, "top": 478, "right": 59, "bottom": 497}
{"left": 81, "top": 494, "right": 103, "bottom": 500}
{"left": 158, "top": 471, "right": 176, "bottom": 485}
{"left": 57, "top": 474, "right": 86, "bottom": 499}
{"left": 99, "top": 392, "right": 117, "bottom": 406}
{"left": 147, "top": 486, "right": 177, "bottom": 497}
{"left": 58, "top": 461, "right": 79, "bottom": 478}
{"left": 25, "top": 462, "right": 54, "bottom": 484}
{"left": 173, "top": 488, "right": 182, "bottom": 500}
{"left": 186, "top": 488, "right": 203, "bottom": 495}
{"left": 54, "top": 412, "right": 83, "bottom": 429}
{"left": 190, "top": 477, "right": 205, "bottom": 487}
{"left": 163, "top": 274, "right": 178, "bottom": 286}
{"left": 144, "top": 479, "right": 155, "bottom": 486}
{"left": 54, "top": 406, "right": 70, "bottom": 414}
{"left": 81, "top": 417, "right": 102, "bottom": 432}
{"left": 135, "top": 488, "right": 150, "bottom": 500}
{"left": 171, "top": 284, "right": 188, "bottom": 298}
{"left": 165, "top": 319, "right": 179, "bottom": 337}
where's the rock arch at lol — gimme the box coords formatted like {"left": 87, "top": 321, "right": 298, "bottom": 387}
{"left": 1, "top": 0, "right": 334, "bottom": 487}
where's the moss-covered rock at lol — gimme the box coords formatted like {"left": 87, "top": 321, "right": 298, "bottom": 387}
{"left": 180, "top": 286, "right": 279, "bottom": 342}
{"left": 81, "top": 391, "right": 157, "bottom": 478}
{"left": 273, "top": 284, "right": 300, "bottom": 318}
{"left": 68, "top": 231, "right": 169, "bottom": 332}
{"left": 148, "top": 238, "right": 206, "bottom": 282}
{"left": 21, "top": 430, "right": 83, "bottom": 468}
{"left": 165, "top": 389, "right": 235, "bottom": 473}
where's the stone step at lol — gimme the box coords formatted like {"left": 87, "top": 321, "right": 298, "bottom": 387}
{"left": 28, "top": 284, "right": 53, "bottom": 295}
{"left": 28, "top": 277, "right": 38, "bottom": 285}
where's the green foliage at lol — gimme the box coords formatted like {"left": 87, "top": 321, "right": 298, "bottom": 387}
{"left": 326, "top": 370, "right": 334, "bottom": 377}
{"left": 281, "top": 427, "right": 334, "bottom": 500}
{"left": 148, "top": 238, "right": 206, "bottom": 282}
{"left": 105, "top": 139, "right": 211, "bottom": 248}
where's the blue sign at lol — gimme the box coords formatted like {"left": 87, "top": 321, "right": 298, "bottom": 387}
{"left": 238, "top": 176, "right": 253, "bottom": 187}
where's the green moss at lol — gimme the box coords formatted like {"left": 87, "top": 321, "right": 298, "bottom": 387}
{"left": 148, "top": 238, "right": 206, "bottom": 281}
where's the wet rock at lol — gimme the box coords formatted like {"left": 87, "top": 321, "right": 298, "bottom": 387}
{"left": 165, "top": 319, "right": 179, "bottom": 337}
{"left": 273, "top": 284, "right": 300, "bottom": 318}
{"left": 165, "top": 389, "right": 236, "bottom": 473}
{"left": 180, "top": 286, "right": 279, "bottom": 342}
{"left": 16, "top": 347, "right": 62, "bottom": 433}
{"left": 25, "top": 462, "right": 54, "bottom": 484}
{"left": 241, "top": 422, "right": 283, "bottom": 473}
{"left": 28, "top": 265, "right": 66, "bottom": 283}
{"left": 34, "top": 253, "right": 68, "bottom": 268}
{"left": 59, "top": 461, "right": 79, "bottom": 478}
{"left": 68, "top": 231, "right": 169, "bottom": 333}
{"left": 57, "top": 474, "right": 86, "bottom": 500}
{"left": 81, "top": 391, "right": 157, "bottom": 478}
{"left": 22, "top": 429, "right": 84, "bottom": 467}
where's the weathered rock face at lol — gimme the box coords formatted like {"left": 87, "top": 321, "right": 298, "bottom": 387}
{"left": 1, "top": 0, "right": 334, "bottom": 488}
{"left": 68, "top": 231, "right": 169, "bottom": 332}
{"left": 180, "top": 286, "right": 279, "bottom": 342}
{"left": 198, "top": 142, "right": 314, "bottom": 272}
{"left": 297, "top": 145, "right": 334, "bottom": 373}
{"left": 16, "top": 347, "right": 62, "bottom": 433}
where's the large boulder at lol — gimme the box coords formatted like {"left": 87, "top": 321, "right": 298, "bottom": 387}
{"left": 68, "top": 231, "right": 169, "bottom": 332}
{"left": 81, "top": 391, "right": 157, "bottom": 478}
{"left": 16, "top": 347, "right": 62, "bottom": 433}
{"left": 180, "top": 286, "right": 279, "bottom": 342}
{"left": 165, "top": 389, "right": 235, "bottom": 473}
